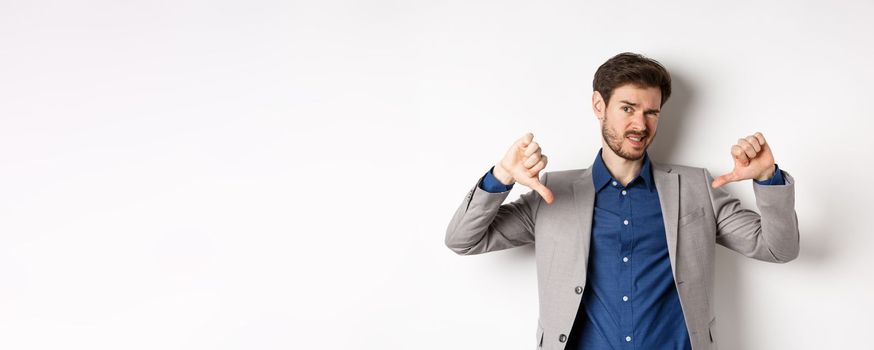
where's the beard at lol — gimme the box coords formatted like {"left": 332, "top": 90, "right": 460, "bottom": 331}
{"left": 601, "top": 121, "right": 650, "bottom": 161}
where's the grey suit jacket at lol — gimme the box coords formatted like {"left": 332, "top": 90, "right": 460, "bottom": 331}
{"left": 445, "top": 161, "right": 799, "bottom": 350}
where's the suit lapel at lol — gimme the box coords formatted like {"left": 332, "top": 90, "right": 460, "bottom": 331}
{"left": 571, "top": 168, "right": 595, "bottom": 274}
{"left": 653, "top": 161, "right": 680, "bottom": 279}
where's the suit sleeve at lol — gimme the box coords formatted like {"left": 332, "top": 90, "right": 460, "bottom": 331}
{"left": 444, "top": 171, "right": 547, "bottom": 255}
{"left": 703, "top": 168, "right": 800, "bottom": 263}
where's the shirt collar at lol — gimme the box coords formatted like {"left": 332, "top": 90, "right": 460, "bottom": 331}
{"left": 591, "top": 148, "right": 656, "bottom": 192}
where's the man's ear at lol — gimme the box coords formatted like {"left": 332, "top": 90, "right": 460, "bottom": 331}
{"left": 592, "top": 91, "right": 606, "bottom": 121}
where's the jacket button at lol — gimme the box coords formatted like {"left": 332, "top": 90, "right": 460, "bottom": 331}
{"left": 559, "top": 334, "right": 567, "bottom": 343}
{"left": 574, "top": 286, "right": 583, "bottom": 294}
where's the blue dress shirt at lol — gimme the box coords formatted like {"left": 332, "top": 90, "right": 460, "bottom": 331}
{"left": 478, "top": 149, "right": 784, "bottom": 349}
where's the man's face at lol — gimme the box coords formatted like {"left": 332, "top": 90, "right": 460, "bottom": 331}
{"left": 593, "top": 84, "right": 662, "bottom": 161}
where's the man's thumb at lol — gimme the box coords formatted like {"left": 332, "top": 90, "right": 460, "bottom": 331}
{"left": 711, "top": 173, "right": 734, "bottom": 189}
{"left": 530, "top": 180, "right": 555, "bottom": 204}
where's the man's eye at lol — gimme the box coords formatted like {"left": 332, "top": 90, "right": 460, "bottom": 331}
{"left": 622, "top": 106, "right": 632, "bottom": 113}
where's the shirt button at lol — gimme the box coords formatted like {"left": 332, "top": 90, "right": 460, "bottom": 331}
{"left": 623, "top": 256, "right": 629, "bottom": 263}
{"left": 621, "top": 190, "right": 627, "bottom": 196}
{"left": 623, "top": 295, "right": 629, "bottom": 302}
{"left": 575, "top": 286, "right": 583, "bottom": 294}
{"left": 626, "top": 336, "right": 632, "bottom": 342}
{"left": 623, "top": 219, "right": 629, "bottom": 225}
{"left": 559, "top": 334, "right": 567, "bottom": 343}
{"left": 612, "top": 181, "right": 618, "bottom": 186}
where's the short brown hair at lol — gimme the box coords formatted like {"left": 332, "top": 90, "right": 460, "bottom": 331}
{"left": 593, "top": 52, "right": 671, "bottom": 107}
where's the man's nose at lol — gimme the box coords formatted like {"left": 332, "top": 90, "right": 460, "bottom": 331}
{"left": 629, "top": 111, "right": 647, "bottom": 131}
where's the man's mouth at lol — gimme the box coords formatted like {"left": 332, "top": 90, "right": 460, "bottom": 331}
{"left": 626, "top": 134, "right": 646, "bottom": 146}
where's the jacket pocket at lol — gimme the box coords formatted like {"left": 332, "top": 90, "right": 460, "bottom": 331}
{"left": 679, "top": 206, "right": 705, "bottom": 227}
{"left": 708, "top": 316, "right": 718, "bottom": 344}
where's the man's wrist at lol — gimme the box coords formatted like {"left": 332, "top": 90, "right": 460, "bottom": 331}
{"left": 755, "top": 164, "right": 777, "bottom": 181}
{"left": 492, "top": 164, "right": 515, "bottom": 186}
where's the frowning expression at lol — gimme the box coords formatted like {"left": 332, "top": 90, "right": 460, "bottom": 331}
{"left": 593, "top": 84, "right": 662, "bottom": 161}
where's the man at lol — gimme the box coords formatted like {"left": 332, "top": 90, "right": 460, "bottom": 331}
{"left": 444, "top": 52, "right": 799, "bottom": 350}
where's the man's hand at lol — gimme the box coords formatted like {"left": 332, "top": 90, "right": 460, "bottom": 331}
{"left": 711, "top": 132, "right": 777, "bottom": 188}
{"left": 493, "top": 132, "right": 555, "bottom": 204}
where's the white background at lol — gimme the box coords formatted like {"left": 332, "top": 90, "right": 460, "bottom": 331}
{"left": 1, "top": 0, "right": 872, "bottom": 349}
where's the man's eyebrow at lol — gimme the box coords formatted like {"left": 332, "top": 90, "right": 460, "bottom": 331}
{"left": 619, "top": 100, "right": 660, "bottom": 114}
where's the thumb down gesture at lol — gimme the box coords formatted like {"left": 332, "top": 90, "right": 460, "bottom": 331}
{"left": 711, "top": 132, "right": 777, "bottom": 188}
{"left": 493, "top": 132, "right": 555, "bottom": 204}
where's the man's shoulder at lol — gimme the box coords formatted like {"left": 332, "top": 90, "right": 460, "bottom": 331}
{"left": 655, "top": 162, "right": 708, "bottom": 176}
{"left": 542, "top": 168, "right": 590, "bottom": 185}
{"left": 654, "top": 162, "right": 715, "bottom": 191}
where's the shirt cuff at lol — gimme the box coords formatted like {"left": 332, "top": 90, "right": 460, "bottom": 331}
{"left": 753, "top": 163, "right": 785, "bottom": 186}
{"left": 479, "top": 165, "right": 514, "bottom": 193}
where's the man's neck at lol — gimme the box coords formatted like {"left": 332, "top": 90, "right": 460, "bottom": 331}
{"left": 601, "top": 144, "right": 644, "bottom": 187}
